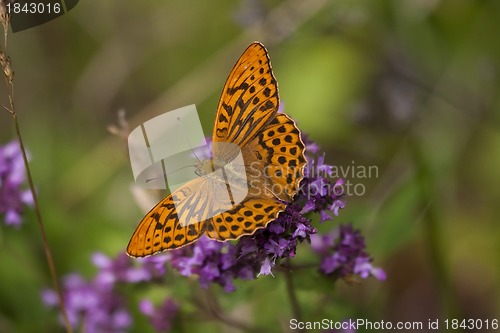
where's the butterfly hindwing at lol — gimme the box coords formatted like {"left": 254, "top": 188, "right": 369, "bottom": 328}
{"left": 205, "top": 196, "right": 286, "bottom": 241}
{"left": 244, "top": 113, "right": 307, "bottom": 202}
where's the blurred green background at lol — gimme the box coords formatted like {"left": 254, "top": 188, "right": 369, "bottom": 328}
{"left": 1, "top": 0, "right": 500, "bottom": 332}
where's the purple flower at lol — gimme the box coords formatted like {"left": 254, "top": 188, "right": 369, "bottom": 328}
{"left": 316, "top": 155, "right": 333, "bottom": 176}
{"left": 93, "top": 252, "right": 170, "bottom": 287}
{"left": 169, "top": 236, "right": 244, "bottom": 292}
{"left": 300, "top": 134, "right": 320, "bottom": 154}
{"left": 299, "top": 147, "right": 346, "bottom": 223}
{"left": 42, "top": 273, "right": 132, "bottom": 333}
{"left": 354, "top": 256, "right": 387, "bottom": 280}
{"left": 137, "top": 252, "right": 171, "bottom": 277}
{"left": 257, "top": 257, "right": 274, "bottom": 277}
{"left": 311, "top": 224, "right": 386, "bottom": 281}
{"left": 139, "top": 298, "right": 178, "bottom": 332}
{"left": 0, "top": 140, "right": 33, "bottom": 227}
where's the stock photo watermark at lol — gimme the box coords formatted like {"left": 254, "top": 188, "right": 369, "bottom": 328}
{"left": 4, "top": 0, "right": 79, "bottom": 32}
{"left": 325, "top": 161, "right": 378, "bottom": 197}
{"left": 290, "top": 318, "right": 500, "bottom": 331}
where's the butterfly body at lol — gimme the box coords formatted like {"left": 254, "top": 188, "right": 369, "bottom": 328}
{"left": 127, "top": 43, "right": 306, "bottom": 257}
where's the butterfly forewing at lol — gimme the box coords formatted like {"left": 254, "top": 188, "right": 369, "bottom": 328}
{"left": 212, "top": 42, "right": 279, "bottom": 159}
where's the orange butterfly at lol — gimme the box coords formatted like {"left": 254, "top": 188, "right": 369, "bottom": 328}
{"left": 127, "top": 42, "right": 306, "bottom": 257}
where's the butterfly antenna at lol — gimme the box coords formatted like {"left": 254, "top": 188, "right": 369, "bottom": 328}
{"left": 144, "top": 164, "right": 198, "bottom": 184}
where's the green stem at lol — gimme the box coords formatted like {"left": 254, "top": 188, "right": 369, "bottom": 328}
{"left": 283, "top": 259, "right": 305, "bottom": 333}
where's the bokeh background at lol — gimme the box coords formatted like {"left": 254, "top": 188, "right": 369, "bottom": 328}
{"left": 1, "top": 0, "right": 500, "bottom": 332}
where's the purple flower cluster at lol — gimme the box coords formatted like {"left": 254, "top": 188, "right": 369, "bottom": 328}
{"left": 42, "top": 274, "right": 132, "bottom": 333}
{"left": 170, "top": 235, "right": 254, "bottom": 292}
{"left": 0, "top": 140, "right": 33, "bottom": 227}
{"left": 93, "top": 252, "right": 169, "bottom": 286}
{"left": 167, "top": 201, "right": 320, "bottom": 291}
{"left": 311, "top": 224, "right": 386, "bottom": 281}
{"left": 42, "top": 252, "right": 173, "bottom": 333}
{"left": 299, "top": 137, "right": 346, "bottom": 222}
{"left": 237, "top": 202, "right": 318, "bottom": 277}
{"left": 139, "top": 298, "right": 179, "bottom": 332}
